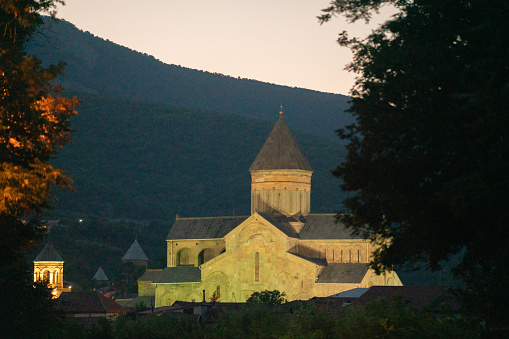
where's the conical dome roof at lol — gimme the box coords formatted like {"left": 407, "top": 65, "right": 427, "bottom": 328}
{"left": 250, "top": 113, "right": 312, "bottom": 172}
{"left": 122, "top": 239, "right": 149, "bottom": 261}
{"left": 93, "top": 267, "right": 109, "bottom": 281}
{"left": 34, "top": 242, "right": 63, "bottom": 262}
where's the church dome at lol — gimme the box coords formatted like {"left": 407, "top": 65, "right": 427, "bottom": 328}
{"left": 250, "top": 112, "right": 312, "bottom": 172}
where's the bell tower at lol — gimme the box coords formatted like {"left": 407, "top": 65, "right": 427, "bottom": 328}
{"left": 34, "top": 241, "right": 66, "bottom": 298}
{"left": 250, "top": 109, "right": 313, "bottom": 216}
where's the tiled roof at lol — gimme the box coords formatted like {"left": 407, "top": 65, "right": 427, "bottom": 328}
{"left": 56, "top": 291, "right": 130, "bottom": 314}
{"left": 138, "top": 269, "right": 163, "bottom": 281}
{"left": 166, "top": 216, "right": 249, "bottom": 240}
{"left": 152, "top": 267, "right": 201, "bottom": 284}
{"left": 122, "top": 239, "right": 149, "bottom": 261}
{"left": 258, "top": 212, "right": 299, "bottom": 238}
{"left": 299, "top": 214, "right": 362, "bottom": 240}
{"left": 288, "top": 252, "right": 327, "bottom": 266}
{"left": 331, "top": 288, "right": 369, "bottom": 298}
{"left": 93, "top": 267, "right": 109, "bottom": 281}
{"left": 250, "top": 113, "right": 312, "bottom": 172}
{"left": 316, "top": 263, "right": 369, "bottom": 283}
{"left": 34, "top": 242, "right": 63, "bottom": 262}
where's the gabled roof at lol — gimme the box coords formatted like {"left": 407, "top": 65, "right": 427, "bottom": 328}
{"left": 167, "top": 216, "right": 249, "bottom": 240}
{"left": 316, "top": 263, "right": 369, "bottom": 283}
{"left": 250, "top": 113, "right": 312, "bottom": 172}
{"left": 34, "top": 242, "right": 63, "bottom": 262}
{"left": 56, "top": 291, "right": 130, "bottom": 314}
{"left": 93, "top": 267, "right": 109, "bottom": 281}
{"left": 152, "top": 267, "right": 201, "bottom": 284}
{"left": 299, "top": 214, "right": 362, "bottom": 240}
{"left": 257, "top": 212, "right": 299, "bottom": 238}
{"left": 122, "top": 239, "right": 149, "bottom": 261}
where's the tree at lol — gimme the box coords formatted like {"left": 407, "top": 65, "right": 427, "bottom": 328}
{"left": 1, "top": 0, "right": 78, "bottom": 265}
{"left": 0, "top": 1, "right": 77, "bottom": 336}
{"left": 246, "top": 290, "right": 286, "bottom": 305}
{"left": 320, "top": 0, "right": 509, "bottom": 326}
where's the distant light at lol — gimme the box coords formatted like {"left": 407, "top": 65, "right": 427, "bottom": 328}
{"left": 79, "top": 219, "right": 83, "bottom": 223}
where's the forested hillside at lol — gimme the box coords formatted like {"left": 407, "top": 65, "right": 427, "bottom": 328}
{"left": 51, "top": 92, "right": 347, "bottom": 220}
{"left": 27, "top": 18, "right": 353, "bottom": 140}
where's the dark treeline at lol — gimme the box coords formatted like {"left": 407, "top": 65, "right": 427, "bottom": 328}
{"left": 50, "top": 299, "right": 480, "bottom": 338}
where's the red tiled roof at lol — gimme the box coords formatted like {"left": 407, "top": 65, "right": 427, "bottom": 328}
{"left": 56, "top": 291, "right": 131, "bottom": 314}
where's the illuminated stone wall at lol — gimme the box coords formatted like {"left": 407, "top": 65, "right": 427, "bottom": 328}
{"left": 251, "top": 169, "right": 312, "bottom": 216}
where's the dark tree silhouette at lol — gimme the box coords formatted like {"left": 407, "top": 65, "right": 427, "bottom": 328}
{"left": 321, "top": 0, "right": 509, "bottom": 327}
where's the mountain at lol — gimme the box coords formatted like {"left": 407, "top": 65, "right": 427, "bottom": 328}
{"left": 51, "top": 92, "right": 347, "bottom": 220}
{"left": 27, "top": 18, "right": 353, "bottom": 140}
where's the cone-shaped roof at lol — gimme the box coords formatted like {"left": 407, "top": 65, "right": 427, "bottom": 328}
{"left": 250, "top": 112, "right": 312, "bottom": 172}
{"left": 34, "top": 242, "right": 63, "bottom": 262}
{"left": 121, "top": 239, "right": 149, "bottom": 261}
{"left": 93, "top": 267, "right": 109, "bottom": 281}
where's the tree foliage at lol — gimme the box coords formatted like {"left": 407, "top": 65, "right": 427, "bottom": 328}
{"left": 1, "top": 0, "right": 78, "bottom": 264}
{"left": 0, "top": 1, "right": 77, "bottom": 336}
{"left": 321, "top": 0, "right": 509, "bottom": 326}
{"left": 246, "top": 289, "right": 286, "bottom": 305}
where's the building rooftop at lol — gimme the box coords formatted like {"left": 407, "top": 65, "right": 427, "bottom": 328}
{"left": 34, "top": 242, "right": 63, "bottom": 262}
{"left": 122, "top": 239, "right": 149, "bottom": 262}
{"left": 250, "top": 113, "right": 312, "bottom": 172}
{"left": 167, "top": 216, "right": 249, "bottom": 240}
{"left": 316, "top": 263, "right": 369, "bottom": 284}
{"left": 56, "top": 291, "right": 130, "bottom": 314}
{"left": 151, "top": 267, "right": 201, "bottom": 284}
{"left": 92, "top": 267, "right": 109, "bottom": 281}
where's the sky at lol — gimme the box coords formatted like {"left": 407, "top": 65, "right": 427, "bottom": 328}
{"left": 55, "top": 1, "right": 394, "bottom": 96}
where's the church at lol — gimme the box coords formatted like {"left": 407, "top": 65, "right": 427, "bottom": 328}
{"left": 138, "top": 110, "right": 402, "bottom": 307}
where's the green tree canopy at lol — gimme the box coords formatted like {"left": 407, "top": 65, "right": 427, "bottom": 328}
{"left": 246, "top": 290, "right": 286, "bottom": 305}
{"left": 321, "top": 0, "right": 509, "bottom": 326}
{"left": 1, "top": 1, "right": 77, "bottom": 336}
{"left": 1, "top": 0, "right": 78, "bottom": 264}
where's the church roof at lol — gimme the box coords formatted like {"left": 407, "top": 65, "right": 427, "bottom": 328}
{"left": 151, "top": 267, "right": 201, "bottom": 284}
{"left": 34, "top": 242, "right": 63, "bottom": 262}
{"left": 138, "top": 269, "right": 163, "bottom": 281}
{"left": 258, "top": 212, "right": 299, "bottom": 238}
{"left": 316, "top": 263, "right": 369, "bottom": 284}
{"left": 249, "top": 113, "right": 312, "bottom": 172}
{"left": 166, "top": 214, "right": 363, "bottom": 241}
{"left": 122, "top": 239, "right": 149, "bottom": 261}
{"left": 299, "top": 214, "right": 361, "bottom": 240}
{"left": 167, "top": 216, "right": 249, "bottom": 240}
{"left": 93, "top": 267, "right": 109, "bottom": 281}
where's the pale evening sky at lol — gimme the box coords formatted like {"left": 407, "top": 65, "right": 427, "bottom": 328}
{"left": 55, "top": 1, "right": 394, "bottom": 96}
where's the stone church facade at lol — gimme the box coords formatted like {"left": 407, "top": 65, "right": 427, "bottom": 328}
{"left": 138, "top": 111, "right": 402, "bottom": 307}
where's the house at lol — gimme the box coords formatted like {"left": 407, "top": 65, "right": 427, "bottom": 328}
{"left": 56, "top": 291, "right": 130, "bottom": 326}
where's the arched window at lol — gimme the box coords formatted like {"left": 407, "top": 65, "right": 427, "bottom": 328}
{"left": 198, "top": 249, "right": 206, "bottom": 265}
{"left": 349, "top": 250, "right": 352, "bottom": 262}
{"left": 54, "top": 270, "right": 59, "bottom": 284}
{"left": 43, "top": 270, "right": 50, "bottom": 281}
{"left": 216, "top": 285, "right": 221, "bottom": 299}
{"left": 255, "top": 252, "right": 260, "bottom": 282}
